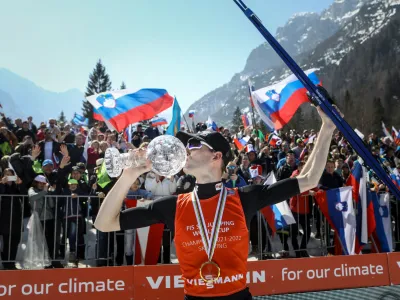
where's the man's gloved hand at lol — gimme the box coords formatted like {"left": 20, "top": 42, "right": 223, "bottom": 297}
{"left": 176, "top": 175, "right": 196, "bottom": 194}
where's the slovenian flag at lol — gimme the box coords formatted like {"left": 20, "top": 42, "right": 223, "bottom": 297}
{"left": 86, "top": 88, "right": 174, "bottom": 132}
{"left": 252, "top": 69, "right": 321, "bottom": 130}
{"left": 315, "top": 186, "right": 356, "bottom": 255}
{"left": 73, "top": 113, "right": 89, "bottom": 127}
{"left": 241, "top": 114, "right": 250, "bottom": 128}
{"left": 304, "top": 134, "right": 316, "bottom": 145}
{"left": 233, "top": 136, "right": 250, "bottom": 150}
{"left": 346, "top": 160, "right": 376, "bottom": 253}
{"left": 261, "top": 172, "right": 296, "bottom": 233}
{"left": 268, "top": 133, "right": 282, "bottom": 147}
{"left": 124, "top": 198, "right": 164, "bottom": 265}
{"left": 206, "top": 116, "right": 218, "bottom": 132}
{"left": 93, "top": 107, "right": 104, "bottom": 121}
{"left": 188, "top": 110, "right": 195, "bottom": 118}
{"left": 370, "top": 192, "right": 392, "bottom": 253}
{"left": 151, "top": 116, "right": 168, "bottom": 127}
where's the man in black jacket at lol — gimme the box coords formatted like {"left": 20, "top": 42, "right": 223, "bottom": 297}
{"left": 16, "top": 121, "right": 35, "bottom": 142}
{"left": 67, "top": 133, "right": 85, "bottom": 166}
{"left": 316, "top": 159, "right": 344, "bottom": 251}
{"left": 276, "top": 150, "right": 297, "bottom": 181}
{"left": 38, "top": 129, "right": 62, "bottom": 164}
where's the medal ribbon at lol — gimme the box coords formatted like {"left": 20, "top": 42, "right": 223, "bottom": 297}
{"left": 192, "top": 185, "right": 228, "bottom": 261}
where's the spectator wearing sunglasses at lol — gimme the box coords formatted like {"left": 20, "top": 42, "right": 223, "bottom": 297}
{"left": 222, "top": 161, "right": 246, "bottom": 188}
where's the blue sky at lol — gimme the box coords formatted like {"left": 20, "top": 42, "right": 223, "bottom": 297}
{"left": 0, "top": 0, "right": 333, "bottom": 112}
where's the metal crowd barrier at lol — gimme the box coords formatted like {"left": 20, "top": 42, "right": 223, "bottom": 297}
{"left": 0, "top": 191, "right": 398, "bottom": 270}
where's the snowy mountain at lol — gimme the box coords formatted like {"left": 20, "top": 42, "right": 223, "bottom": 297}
{"left": 186, "top": 0, "right": 400, "bottom": 131}
{"left": 0, "top": 68, "right": 84, "bottom": 123}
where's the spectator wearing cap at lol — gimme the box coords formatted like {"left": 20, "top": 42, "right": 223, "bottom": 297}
{"left": 246, "top": 144, "right": 264, "bottom": 169}
{"left": 59, "top": 124, "right": 75, "bottom": 144}
{"left": 36, "top": 122, "right": 47, "bottom": 142}
{"left": 48, "top": 119, "right": 61, "bottom": 141}
{"left": 124, "top": 177, "right": 153, "bottom": 265}
{"left": 69, "top": 166, "right": 90, "bottom": 191}
{"left": 40, "top": 159, "right": 59, "bottom": 185}
{"left": 60, "top": 179, "right": 87, "bottom": 264}
{"left": 291, "top": 138, "right": 305, "bottom": 159}
{"left": 144, "top": 122, "right": 160, "bottom": 140}
{"left": 28, "top": 175, "right": 61, "bottom": 267}
{"left": 16, "top": 121, "right": 36, "bottom": 143}
{"left": 0, "top": 168, "right": 23, "bottom": 270}
{"left": 38, "top": 129, "right": 62, "bottom": 165}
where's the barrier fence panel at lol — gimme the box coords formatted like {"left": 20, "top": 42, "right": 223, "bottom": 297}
{"left": 1, "top": 192, "right": 400, "bottom": 270}
{"left": 0, "top": 254, "right": 398, "bottom": 299}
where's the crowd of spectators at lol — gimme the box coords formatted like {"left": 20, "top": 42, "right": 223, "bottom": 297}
{"left": 0, "top": 111, "right": 399, "bottom": 270}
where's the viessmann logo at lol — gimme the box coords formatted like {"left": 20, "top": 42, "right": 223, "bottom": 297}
{"left": 145, "top": 270, "right": 266, "bottom": 289}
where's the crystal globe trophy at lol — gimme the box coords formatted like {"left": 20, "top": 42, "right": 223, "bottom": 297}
{"left": 104, "top": 135, "right": 187, "bottom": 177}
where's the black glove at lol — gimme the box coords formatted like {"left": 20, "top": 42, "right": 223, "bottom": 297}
{"left": 176, "top": 175, "right": 196, "bottom": 194}
{"left": 306, "top": 86, "right": 335, "bottom": 106}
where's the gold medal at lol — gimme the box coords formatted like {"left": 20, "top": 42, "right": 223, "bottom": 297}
{"left": 192, "top": 186, "right": 228, "bottom": 284}
{"left": 199, "top": 261, "right": 221, "bottom": 283}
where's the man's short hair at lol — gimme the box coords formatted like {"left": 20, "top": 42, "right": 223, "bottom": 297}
{"left": 286, "top": 150, "right": 295, "bottom": 156}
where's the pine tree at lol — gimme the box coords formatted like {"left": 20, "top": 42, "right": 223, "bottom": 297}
{"left": 120, "top": 81, "right": 126, "bottom": 89}
{"left": 371, "top": 97, "right": 385, "bottom": 134}
{"left": 82, "top": 59, "right": 112, "bottom": 125}
{"left": 58, "top": 111, "right": 66, "bottom": 124}
{"left": 231, "top": 106, "right": 243, "bottom": 133}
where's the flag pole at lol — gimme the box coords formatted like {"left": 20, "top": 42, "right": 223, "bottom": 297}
{"left": 182, "top": 114, "right": 191, "bottom": 132}
{"left": 248, "top": 80, "right": 257, "bottom": 130}
{"left": 233, "top": 0, "right": 400, "bottom": 201}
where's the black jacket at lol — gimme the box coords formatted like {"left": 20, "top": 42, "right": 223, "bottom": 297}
{"left": 318, "top": 171, "right": 344, "bottom": 190}
{"left": 0, "top": 183, "right": 23, "bottom": 235}
{"left": 38, "top": 140, "right": 62, "bottom": 163}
